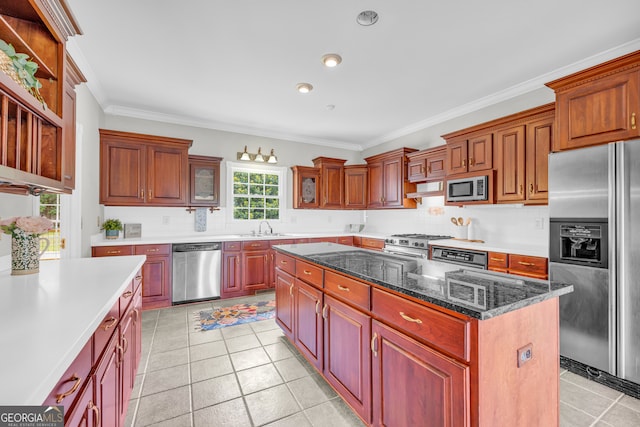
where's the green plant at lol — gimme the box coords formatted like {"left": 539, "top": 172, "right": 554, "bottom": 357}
{"left": 101, "top": 219, "right": 123, "bottom": 231}
{"left": 0, "top": 39, "right": 46, "bottom": 108}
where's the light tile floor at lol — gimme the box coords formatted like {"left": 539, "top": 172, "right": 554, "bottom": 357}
{"left": 126, "top": 292, "right": 640, "bottom": 427}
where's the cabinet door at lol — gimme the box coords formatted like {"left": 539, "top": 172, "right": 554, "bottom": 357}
{"left": 292, "top": 167, "right": 321, "bottom": 208}
{"left": 446, "top": 138, "right": 468, "bottom": 175}
{"left": 468, "top": 133, "right": 493, "bottom": 172}
{"left": 64, "top": 378, "right": 96, "bottom": 427}
{"left": 487, "top": 251, "right": 509, "bottom": 273}
{"left": 295, "top": 279, "right": 323, "bottom": 370}
{"left": 242, "top": 250, "right": 270, "bottom": 291}
{"left": 321, "top": 163, "right": 344, "bottom": 209}
{"left": 119, "top": 306, "right": 135, "bottom": 425}
{"left": 189, "top": 156, "right": 221, "bottom": 206}
{"left": 146, "top": 145, "right": 189, "bottom": 205}
{"left": 495, "top": 125, "right": 525, "bottom": 202}
{"left": 100, "top": 140, "right": 145, "bottom": 205}
{"left": 222, "top": 252, "right": 243, "bottom": 297}
{"left": 61, "top": 79, "right": 77, "bottom": 191}
{"left": 323, "top": 295, "right": 371, "bottom": 423}
{"left": 382, "top": 157, "right": 403, "bottom": 207}
{"left": 95, "top": 331, "right": 121, "bottom": 427}
{"left": 141, "top": 255, "right": 171, "bottom": 308}
{"left": 344, "top": 166, "right": 368, "bottom": 209}
{"left": 407, "top": 157, "right": 427, "bottom": 182}
{"left": 526, "top": 117, "right": 552, "bottom": 203}
{"left": 425, "top": 149, "right": 447, "bottom": 181}
{"left": 275, "top": 269, "right": 295, "bottom": 339}
{"left": 367, "top": 161, "right": 384, "bottom": 208}
{"left": 371, "top": 321, "right": 469, "bottom": 427}
{"left": 555, "top": 68, "right": 640, "bottom": 151}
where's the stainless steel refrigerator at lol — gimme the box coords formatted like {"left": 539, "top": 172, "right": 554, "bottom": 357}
{"left": 549, "top": 140, "right": 640, "bottom": 384}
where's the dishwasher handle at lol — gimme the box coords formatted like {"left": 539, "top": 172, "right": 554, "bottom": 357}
{"left": 173, "top": 242, "right": 222, "bottom": 252}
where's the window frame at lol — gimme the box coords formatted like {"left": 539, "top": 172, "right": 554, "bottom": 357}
{"left": 226, "top": 161, "right": 287, "bottom": 223}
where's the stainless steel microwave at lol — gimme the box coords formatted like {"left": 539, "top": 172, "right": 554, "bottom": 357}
{"left": 446, "top": 175, "right": 489, "bottom": 202}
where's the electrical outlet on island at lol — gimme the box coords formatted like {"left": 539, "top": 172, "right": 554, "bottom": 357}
{"left": 517, "top": 343, "right": 533, "bottom": 367}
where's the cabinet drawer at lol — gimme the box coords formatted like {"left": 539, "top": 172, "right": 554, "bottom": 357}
{"left": 360, "top": 237, "right": 384, "bottom": 250}
{"left": 488, "top": 251, "right": 508, "bottom": 271}
{"left": 337, "top": 236, "right": 354, "bottom": 245}
{"left": 295, "top": 260, "right": 324, "bottom": 288}
{"left": 93, "top": 299, "right": 120, "bottom": 365}
{"left": 275, "top": 252, "right": 296, "bottom": 275}
{"left": 325, "top": 271, "right": 370, "bottom": 311}
{"left": 371, "top": 288, "right": 470, "bottom": 362}
{"left": 119, "top": 280, "right": 135, "bottom": 313}
{"left": 134, "top": 244, "right": 171, "bottom": 256}
{"left": 92, "top": 245, "right": 133, "bottom": 257}
{"left": 509, "top": 254, "right": 548, "bottom": 279}
{"left": 242, "top": 240, "right": 270, "bottom": 251}
{"left": 224, "top": 241, "right": 241, "bottom": 251}
{"left": 42, "top": 338, "right": 92, "bottom": 410}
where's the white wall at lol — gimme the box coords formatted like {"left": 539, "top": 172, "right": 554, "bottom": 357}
{"left": 0, "top": 194, "right": 36, "bottom": 257}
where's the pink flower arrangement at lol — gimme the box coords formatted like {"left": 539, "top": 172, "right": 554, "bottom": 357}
{"left": 0, "top": 216, "right": 54, "bottom": 237}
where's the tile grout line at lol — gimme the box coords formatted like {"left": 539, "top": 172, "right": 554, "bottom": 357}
{"left": 221, "top": 325, "right": 258, "bottom": 427}
{"left": 130, "top": 311, "right": 159, "bottom": 427}
{"left": 589, "top": 394, "right": 625, "bottom": 427}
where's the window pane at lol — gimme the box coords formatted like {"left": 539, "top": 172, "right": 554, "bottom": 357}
{"left": 234, "top": 197, "right": 249, "bottom": 208}
{"left": 234, "top": 183, "right": 248, "bottom": 195}
{"left": 250, "top": 198, "right": 264, "bottom": 208}
{"left": 250, "top": 209, "right": 264, "bottom": 220}
{"left": 249, "top": 173, "right": 264, "bottom": 184}
{"left": 265, "top": 198, "right": 279, "bottom": 209}
{"left": 265, "top": 186, "right": 278, "bottom": 196}
{"left": 231, "top": 167, "right": 282, "bottom": 222}
{"left": 234, "top": 171, "right": 248, "bottom": 183}
{"left": 265, "top": 174, "right": 279, "bottom": 185}
{"left": 265, "top": 209, "right": 279, "bottom": 220}
{"left": 249, "top": 185, "right": 265, "bottom": 195}
{"left": 234, "top": 209, "right": 249, "bottom": 220}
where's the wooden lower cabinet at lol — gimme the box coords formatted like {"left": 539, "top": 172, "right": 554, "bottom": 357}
{"left": 371, "top": 320, "right": 469, "bottom": 427}
{"left": 294, "top": 279, "right": 323, "bottom": 370}
{"left": 323, "top": 295, "right": 371, "bottom": 424}
{"left": 242, "top": 250, "right": 270, "bottom": 291}
{"left": 64, "top": 378, "right": 96, "bottom": 427}
{"left": 275, "top": 269, "right": 295, "bottom": 339}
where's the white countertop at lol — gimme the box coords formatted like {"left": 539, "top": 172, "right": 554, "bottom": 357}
{"left": 0, "top": 256, "right": 146, "bottom": 405}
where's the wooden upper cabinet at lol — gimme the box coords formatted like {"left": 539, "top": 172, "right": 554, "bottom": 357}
{"left": 407, "top": 146, "right": 446, "bottom": 183}
{"left": 525, "top": 116, "right": 553, "bottom": 203}
{"left": 445, "top": 133, "right": 493, "bottom": 176}
{"left": 365, "top": 147, "right": 417, "bottom": 209}
{"left": 546, "top": 51, "right": 640, "bottom": 151}
{"left": 313, "top": 157, "right": 346, "bottom": 209}
{"left": 344, "top": 164, "right": 368, "bottom": 209}
{"left": 188, "top": 155, "right": 222, "bottom": 207}
{"left": 99, "top": 129, "right": 192, "bottom": 206}
{"left": 61, "top": 54, "right": 87, "bottom": 192}
{"left": 292, "top": 166, "right": 321, "bottom": 209}
{"left": 495, "top": 125, "right": 526, "bottom": 202}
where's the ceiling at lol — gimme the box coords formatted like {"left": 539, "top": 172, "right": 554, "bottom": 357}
{"left": 65, "top": 0, "right": 640, "bottom": 151}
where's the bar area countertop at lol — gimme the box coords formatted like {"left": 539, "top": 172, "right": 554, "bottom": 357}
{"left": 273, "top": 242, "right": 572, "bottom": 320}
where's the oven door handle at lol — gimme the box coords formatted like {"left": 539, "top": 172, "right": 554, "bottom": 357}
{"left": 382, "top": 248, "right": 426, "bottom": 259}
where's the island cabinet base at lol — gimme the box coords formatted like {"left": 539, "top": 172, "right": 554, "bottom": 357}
{"left": 275, "top": 249, "right": 562, "bottom": 427}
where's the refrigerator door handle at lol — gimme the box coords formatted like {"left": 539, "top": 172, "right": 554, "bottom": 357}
{"left": 609, "top": 143, "right": 618, "bottom": 376}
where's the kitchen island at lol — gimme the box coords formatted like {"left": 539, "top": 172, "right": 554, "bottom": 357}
{"left": 272, "top": 242, "right": 572, "bottom": 427}
{"left": 0, "top": 256, "right": 145, "bottom": 423}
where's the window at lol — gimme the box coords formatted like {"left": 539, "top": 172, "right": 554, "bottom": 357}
{"left": 230, "top": 164, "right": 284, "bottom": 221}
{"left": 39, "top": 193, "right": 61, "bottom": 259}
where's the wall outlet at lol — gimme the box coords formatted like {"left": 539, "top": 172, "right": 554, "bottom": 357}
{"left": 162, "top": 216, "right": 170, "bottom": 225}
{"left": 535, "top": 218, "right": 544, "bottom": 230}
{"left": 517, "top": 343, "right": 533, "bottom": 367}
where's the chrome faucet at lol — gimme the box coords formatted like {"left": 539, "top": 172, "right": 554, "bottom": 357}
{"left": 258, "top": 220, "right": 273, "bottom": 235}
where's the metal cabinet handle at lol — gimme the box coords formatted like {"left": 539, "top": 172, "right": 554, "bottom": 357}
{"left": 55, "top": 374, "right": 82, "bottom": 403}
{"left": 122, "top": 336, "right": 129, "bottom": 355}
{"left": 135, "top": 275, "right": 142, "bottom": 281}
{"left": 469, "top": 158, "right": 474, "bottom": 166}
{"left": 337, "top": 285, "right": 350, "bottom": 292}
{"left": 529, "top": 183, "right": 534, "bottom": 194}
{"left": 289, "top": 283, "right": 294, "bottom": 296}
{"left": 519, "top": 184, "right": 523, "bottom": 194}
{"left": 147, "top": 248, "right": 159, "bottom": 253}
{"left": 518, "top": 261, "right": 535, "bottom": 266}
{"left": 427, "top": 164, "right": 432, "bottom": 174}
{"left": 116, "top": 345, "right": 124, "bottom": 367}
{"left": 490, "top": 257, "right": 505, "bottom": 262}
{"left": 399, "top": 312, "right": 423, "bottom": 324}
{"left": 89, "top": 401, "right": 100, "bottom": 427}
{"left": 280, "top": 260, "right": 287, "bottom": 264}
{"left": 632, "top": 112, "right": 637, "bottom": 130}
{"left": 371, "top": 332, "right": 378, "bottom": 357}
{"left": 315, "top": 300, "right": 320, "bottom": 315}
{"left": 303, "top": 270, "right": 312, "bottom": 275}
{"left": 122, "top": 290, "right": 133, "bottom": 298}
{"left": 140, "top": 189, "right": 144, "bottom": 199}
{"left": 102, "top": 317, "right": 117, "bottom": 330}
{"left": 148, "top": 189, "right": 153, "bottom": 199}
{"left": 462, "top": 159, "right": 466, "bottom": 168}
{"left": 106, "top": 250, "right": 121, "bottom": 255}
{"left": 322, "top": 304, "right": 328, "bottom": 319}
{"left": 420, "top": 165, "right": 425, "bottom": 174}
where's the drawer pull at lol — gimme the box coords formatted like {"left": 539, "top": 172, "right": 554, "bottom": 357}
{"left": 371, "top": 332, "right": 378, "bottom": 357}
{"left": 322, "top": 304, "right": 328, "bottom": 319}
{"left": 122, "top": 290, "right": 133, "bottom": 298}
{"left": 102, "top": 316, "right": 117, "bottom": 330}
{"left": 518, "top": 261, "right": 535, "bottom": 267}
{"left": 56, "top": 374, "right": 82, "bottom": 403}
{"left": 135, "top": 275, "right": 142, "bottom": 281}
{"left": 632, "top": 112, "right": 637, "bottom": 130}
{"left": 89, "top": 401, "right": 100, "bottom": 427}
{"left": 303, "top": 270, "right": 313, "bottom": 275}
{"left": 399, "top": 312, "right": 423, "bottom": 324}
{"left": 250, "top": 243, "right": 261, "bottom": 247}
{"left": 289, "top": 283, "right": 294, "bottom": 296}
{"left": 315, "top": 300, "right": 320, "bottom": 315}
{"left": 490, "top": 257, "right": 505, "bottom": 262}
{"left": 122, "top": 336, "right": 129, "bottom": 355}
{"left": 147, "top": 248, "right": 159, "bottom": 252}
{"left": 529, "top": 183, "right": 534, "bottom": 194}
{"left": 337, "top": 285, "right": 350, "bottom": 292}
{"left": 106, "top": 250, "right": 121, "bottom": 255}
{"left": 280, "top": 260, "right": 288, "bottom": 264}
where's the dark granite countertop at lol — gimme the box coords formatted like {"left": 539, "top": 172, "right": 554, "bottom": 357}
{"left": 272, "top": 242, "right": 573, "bottom": 320}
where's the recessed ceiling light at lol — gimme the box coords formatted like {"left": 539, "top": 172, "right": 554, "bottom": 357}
{"left": 357, "top": 10, "right": 379, "bottom": 26}
{"left": 326, "top": 104, "right": 335, "bottom": 111}
{"left": 321, "top": 54, "right": 342, "bottom": 68}
{"left": 296, "top": 83, "right": 313, "bottom": 93}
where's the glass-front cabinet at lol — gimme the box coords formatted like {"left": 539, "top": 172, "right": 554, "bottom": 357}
{"left": 291, "top": 166, "right": 320, "bottom": 209}
{"left": 188, "top": 155, "right": 222, "bottom": 207}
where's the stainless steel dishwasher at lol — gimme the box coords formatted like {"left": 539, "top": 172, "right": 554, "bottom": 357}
{"left": 172, "top": 242, "right": 222, "bottom": 304}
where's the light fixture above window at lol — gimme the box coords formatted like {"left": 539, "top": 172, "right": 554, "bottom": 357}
{"left": 237, "top": 146, "right": 278, "bottom": 164}
{"left": 321, "top": 53, "right": 342, "bottom": 68}
{"left": 296, "top": 82, "right": 313, "bottom": 93}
